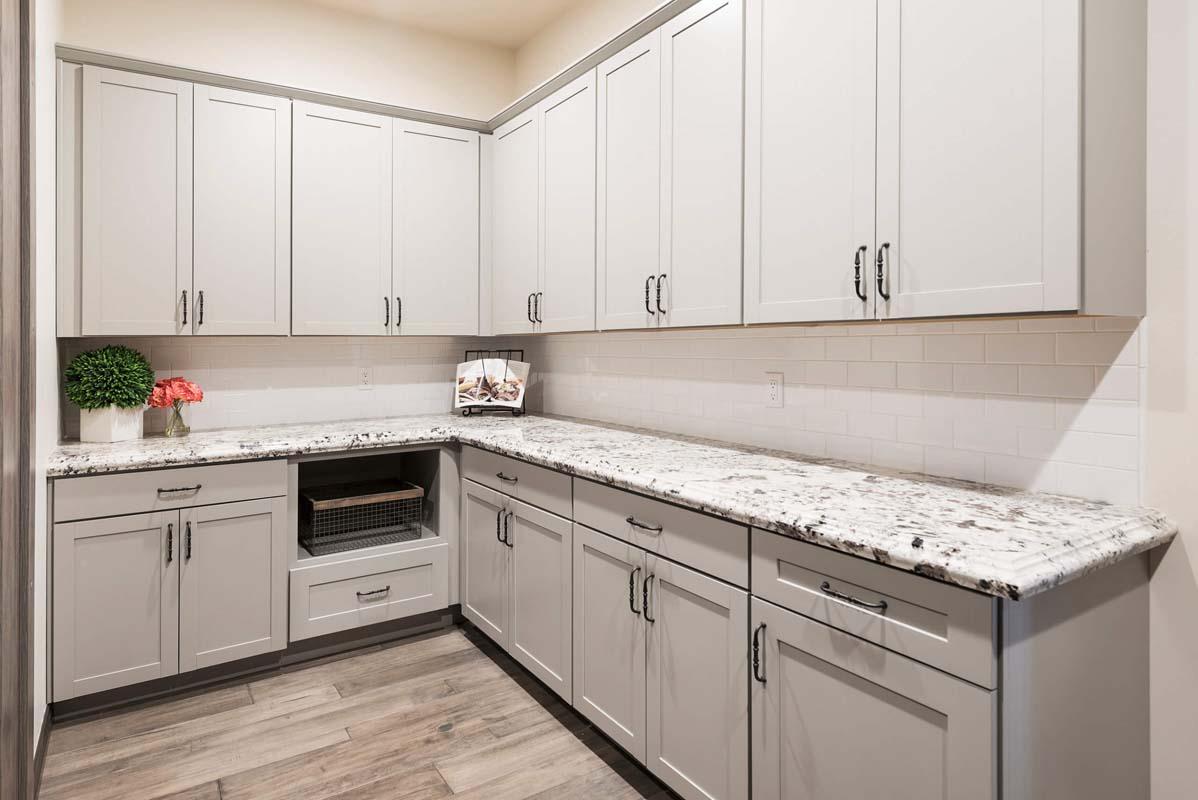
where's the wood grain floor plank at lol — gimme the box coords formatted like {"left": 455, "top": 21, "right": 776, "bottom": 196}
{"left": 49, "top": 684, "right": 254, "bottom": 756}
{"left": 444, "top": 726, "right": 617, "bottom": 800}
{"left": 520, "top": 765, "right": 667, "bottom": 800}
{"left": 433, "top": 718, "right": 598, "bottom": 794}
{"left": 149, "top": 782, "right": 223, "bottom": 800}
{"left": 317, "top": 765, "right": 452, "bottom": 800}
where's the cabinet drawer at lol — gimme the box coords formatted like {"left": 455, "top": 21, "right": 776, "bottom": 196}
{"left": 574, "top": 479, "right": 748, "bottom": 588}
{"left": 461, "top": 446, "right": 572, "bottom": 517}
{"left": 751, "top": 529, "right": 996, "bottom": 688}
{"left": 289, "top": 542, "right": 449, "bottom": 641}
{"left": 54, "top": 460, "right": 288, "bottom": 522}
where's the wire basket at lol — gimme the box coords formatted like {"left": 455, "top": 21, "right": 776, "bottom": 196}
{"left": 300, "top": 479, "right": 425, "bottom": 556}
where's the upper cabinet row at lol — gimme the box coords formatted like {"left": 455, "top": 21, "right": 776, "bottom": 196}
{"left": 58, "top": 65, "right": 480, "bottom": 337}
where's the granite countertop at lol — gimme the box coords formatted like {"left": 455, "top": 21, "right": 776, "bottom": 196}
{"left": 48, "top": 413, "right": 1177, "bottom": 600}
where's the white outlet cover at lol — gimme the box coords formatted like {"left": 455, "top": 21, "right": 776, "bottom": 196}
{"left": 765, "top": 371, "right": 783, "bottom": 408}
{"left": 358, "top": 366, "right": 373, "bottom": 390}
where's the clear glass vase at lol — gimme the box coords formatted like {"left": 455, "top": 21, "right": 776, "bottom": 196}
{"left": 163, "top": 401, "right": 190, "bottom": 437}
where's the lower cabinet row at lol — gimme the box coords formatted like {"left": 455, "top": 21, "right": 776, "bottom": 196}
{"left": 461, "top": 478, "right": 996, "bottom": 800}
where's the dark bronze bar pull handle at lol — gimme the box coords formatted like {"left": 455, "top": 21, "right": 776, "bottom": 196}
{"left": 853, "top": 245, "right": 869, "bottom": 302}
{"left": 395, "top": 297, "right": 402, "bottom": 328}
{"left": 626, "top": 515, "right": 662, "bottom": 534}
{"left": 527, "top": 292, "right": 535, "bottom": 323}
{"left": 157, "top": 484, "right": 202, "bottom": 497}
{"left": 656, "top": 274, "right": 666, "bottom": 314}
{"left": 384, "top": 296, "right": 390, "bottom": 328}
{"left": 819, "top": 580, "right": 889, "bottom": 612}
{"left": 197, "top": 290, "right": 205, "bottom": 325}
{"left": 185, "top": 521, "right": 192, "bottom": 561}
{"left": 503, "top": 511, "right": 515, "bottom": 548}
{"left": 642, "top": 573, "right": 656, "bottom": 623}
{"left": 496, "top": 507, "right": 504, "bottom": 544}
{"left": 628, "top": 566, "right": 642, "bottom": 616}
{"left": 181, "top": 290, "right": 188, "bottom": 325}
{"left": 167, "top": 523, "right": 174, "bottom": 564}
{"left": 644, "top": 275, "right": 656, "bottom": 315}
{"left": 356, "top": 586, "right": 390, "bottom": 601}
{"left": 496, "top": 472, "right": 518, "bottom": 484}
{"left": 535, "top": 292, "right": 543, "bottom": 323}
{"left": 875, "top": 242, "right": 891, "bottom": 301}
{"left": 752, "top": 623, "right": 767, "bottom": 683}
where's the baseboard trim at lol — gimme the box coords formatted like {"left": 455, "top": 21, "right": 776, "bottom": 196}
{"left": 33, "top": 705, "right": 51, "bottom": 798}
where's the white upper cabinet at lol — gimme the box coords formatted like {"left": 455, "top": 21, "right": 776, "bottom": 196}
{"left": 80, "top": 67, "right": 192, "bottom": 336}
{"left": 744, "top": 0, "right": 877, "bottom": 324}
{"left": 292, "top": 101, "right": 393, "bottom": 336}
{"left": 192, "top": 85, "right": 291, "bottom": 336}
{"left": 393, "top": 120, "right": 480, "bottom": 336}
{"left": 538, "top": 72, "right": 597, "bottom": 334}
{"left": 492, "top": 111, "right": 542, "bottom": 335}
{"left": 875, "top": 0, "right": 1081, "bottom": 319}
{"left": 658, "top": 0, "right": 743, "bottom": 328}
{"left": 597, "top": 32, "right": 663, "bottom": 331}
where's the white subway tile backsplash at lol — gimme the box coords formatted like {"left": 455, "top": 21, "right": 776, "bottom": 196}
{"left": 954, "top": 364, "right": 1019, "bottom": 394}
{"left": 897, "top": 362, "right": 955, "bottom": 391}
{"left": 1056, "top": 331, "right": 1138, "bottom": 366}
{"left": 1018, "top": 364, "right": 1095, "bottom": 398}
{"left": 926, "top": 334, "right": 986, "bottom": 363}
{"left": 827, "top": 337, "right": 872, "bottom": 361}
{"left": 870, "top": 335, "right": 924, "bottom": 362}
{"left": 846, "top": 361, "right": 897, "bottom": 388}
{"left": 985, "top": 333, "right": 1055, "bottom": 364}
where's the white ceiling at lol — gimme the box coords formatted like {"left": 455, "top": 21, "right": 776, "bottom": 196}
{"left": 302, "top": 0, "right": 590, "bottom": 49}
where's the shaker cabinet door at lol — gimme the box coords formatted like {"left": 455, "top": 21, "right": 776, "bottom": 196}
{"left": 744, "top": 0, "right": 877, "bottom": 324}
{"left": 507, "top": 500, "right": 574, "bottom": 702}
{"left": 657, "top": 0, "right": 743, "bottom": 328}
{"left": 491, "top": 111, "right": 541, "bottom": 335}
{"left": 572, "top": 524, "right": 648, "bottom": 760}
{"left": 461, "top": 480, "right": 511, "bottom": 647}
{"left": 875, "top": 0, "right": 1082, "bottom": 318}
{"left": 80, "top": 67, "right": 192, "bottom": 336}
{"left": 645, "top": 556, "right": 749, "bottom": 800}
{"left": 52, "top": 512, "right": 180, "bottom": 701}
{"left": 179, "top": 498, "right": 287, "bottom": 671}
{"left": 292, "top": 101, "right": 393, "bottom": 335}
{"left": 394, "top": 121, "right": 480, "bottom": 336}
{"left": 193, "top": 85, "right": 291, "bottom": 335}
{"left": 538, "top": 72, "right": 597, "bottom": 334}
{"left": 751, "top": 598, "right": 996, "bottom": 800}
{"left": 597, "top": 32, "right": 662, "bottom": 331}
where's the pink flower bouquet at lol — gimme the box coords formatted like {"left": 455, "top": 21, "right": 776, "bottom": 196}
{"left": 149, "top": 377, "right": 203, "bottom": 436}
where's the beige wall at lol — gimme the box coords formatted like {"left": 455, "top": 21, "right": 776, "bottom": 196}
{"left": 513, "top": 0, "right": 665, "bottom": 99}
{"left": 1146, "top": 0, "right": 1198, "bottom": 796}
{"left": 34, "top": 0, "right": 63, "bottom": 747}
{"left": 59, "top": 0, "right": 516, "bottom": 120}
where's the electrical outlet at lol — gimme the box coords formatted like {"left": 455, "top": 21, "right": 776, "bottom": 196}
{"left": 765, "top": 372, "right": 784, "bottom": 408}
{"left": 358, "top": 366, "right": 373, "bottom": 390}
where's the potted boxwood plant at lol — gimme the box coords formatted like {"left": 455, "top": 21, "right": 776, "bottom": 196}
{"left": 64, "top": 345, "right": 155, "bottom": 442}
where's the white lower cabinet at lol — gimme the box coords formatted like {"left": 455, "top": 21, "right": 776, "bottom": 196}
{"left": 750, "top": 597, "right": 996, "bottom": 800}
{"left": 572, "top": 524, "right": 749, "bottom": 800}
{"left": 461, "top": 479, "right": 573, "bottom": 702}
{"left": 53, "top": 497, "right": 287, "bottom": 701}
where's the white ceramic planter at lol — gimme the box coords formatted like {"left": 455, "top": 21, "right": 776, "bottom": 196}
{"left": 79, "top": 405, "right": 144, "bottom": 443}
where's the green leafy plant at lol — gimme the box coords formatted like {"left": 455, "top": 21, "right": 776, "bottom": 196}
{"left": 64, "top": 345, "right": 155, "bottom": 410}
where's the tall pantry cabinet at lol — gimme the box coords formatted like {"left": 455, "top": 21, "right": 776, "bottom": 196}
{"left": 596, "top": 0, "right": 743, "bottom": 331}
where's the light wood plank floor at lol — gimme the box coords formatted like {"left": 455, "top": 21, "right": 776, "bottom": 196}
{"left": 41, "top": 626, "right": 672, "bottom": 800}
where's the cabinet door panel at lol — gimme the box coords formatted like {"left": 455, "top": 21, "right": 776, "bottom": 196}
{"left": 876, "top": 0, "right": 1081, "bottom": 318}
{"left": 597, "top": 32, "right": 662, "bottom": 331}
{"left": 539, "top": 72, "right": 597, "bottom": 334}
{"left": 394, "top": 121, "right": 480, "bottom": 335}
{"left": 179, "top": 498, "right": 286, "bottom": 671}
{"left": 572, "top": 524, "right": 647, "bottom": 760}
{"left": 508, "top": 500, "right": 573, "bottom": 702}
{"left": 461, "top": 480, "right": 510, "bottom": 647}
{"left": 646, "top": 556, "right": 748, "bottom": 800}
{"left": 193, "top": 85, "right": 291, "bottom": 335}
{"left": 292, "top": 102, "right": 392, "bottom": 335}
{"left": 81, "top": 67, "right": 192, "bottom": 336}
{"left": 492, "top": 111, "right": 540, "bottom": 335}
{"left": 53, "top": 512, "right": 179, "bottom": 700}
{"left": 744, "top": 0, "right": 876, "bottom": 323}
{"left": 751, "top": 598, "right": 996, "bottom": 800}
{"left": 659, "top": 0, "right": 743, "bottom": 328}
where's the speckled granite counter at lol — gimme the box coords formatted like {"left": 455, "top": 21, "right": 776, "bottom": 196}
{"left": 48, "top": 413, "right": 1177, "bottom": 600}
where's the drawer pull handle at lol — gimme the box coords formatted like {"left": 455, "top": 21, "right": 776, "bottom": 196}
{"left": 643, "top": 573, "right": 656, "bottom": 623}
{"left": 357, "top": 586, "right": 391, "bottom": 601}
{"left": 626, "top": 516, "right": 662, "bottom": 533}
{"left": 185, "top": 521, "right": 192, "bottom": 561}
{"left": 819, "top": 581, "right": 889, "bottom": 613}
{"left": 495, "top": 472, "right": 518, "bottom": 484}
{"left": 496, "top": 507, "right": 504, "bottom": 544}
{"left": 166, "top": 522, "right": 174, "bottom": 564}
{"left": 157, "top": 484, "right": 202, "bottom": 497}
{"left": 503, "top": 511, "right": 514, "bottom": 548}
{"left": 752, "top": 622, "right": 767, "bottom": 683}
{"left": 628, "top": 566, "right": 642, "bottom": 616}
